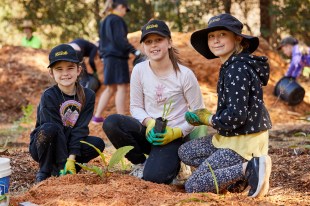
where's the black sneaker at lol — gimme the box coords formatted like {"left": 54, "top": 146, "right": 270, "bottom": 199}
{"left": 227, "top": 179, "right": 249, "bottom": 193}
{"left": 35, "top": 172, "right": 51, "bottom": 183}
{"left": 245, "top": 155, "right": 272, "bottom": 198}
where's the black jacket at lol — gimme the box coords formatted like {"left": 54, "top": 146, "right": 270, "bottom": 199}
{"left": 211, "top": 53, "right": 272, "bottom": 136}
{"left": 99, "top": 14, "right": 136, "bottom": 59}
{"left": 30, "top": 85, "right": 95, "bottom": 156}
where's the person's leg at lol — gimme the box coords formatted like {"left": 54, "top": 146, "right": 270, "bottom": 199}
{"left": 29, "top": 123, "right": 68, "bottom": 182}
{"left": 88, "top": 48, "right": 97, "bottom": 73}
{"left": 178, "top": 135, "right": 218, "bottom": 167}
{"left": 184, "top": 149, "right": 245, "bottom": 193}
{"left": 143, "top": 138, "right": 183, "bottom": 184}
{"left": 115, "top": 83, "right": 128, "bottom": 114}
{"left": 103, "top": 114, "right": 151, "bottom": 164}
{"left": 94, "top": 85, "right": 116, "bottom": 118}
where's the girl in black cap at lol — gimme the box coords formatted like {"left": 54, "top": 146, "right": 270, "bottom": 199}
{"left": 103, "top": 19, "right": 205, "bottom": 184}
{"left": 29, "top": 44, "right": 105, "bottom": 182}
{"left": 178, "top": 13, "right": 272, "bottom": 198}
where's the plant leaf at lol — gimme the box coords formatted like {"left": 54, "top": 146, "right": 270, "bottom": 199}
{"left": 108, "top": 146, "right": 133, "bottom": 171}
{"left": 294, "top": 132, "right": 307, "bottom": 137}
{"left": 80, "top": 140, "right": 107, "bottom": 166}
{"left": 76, "top": 163, "right": 103, "bottom": 177}
{"left": 207, "top": 162, "right": 219, "bottom": 194}
{"left": 0, "top": 194, "right": 6, "bottom": 201}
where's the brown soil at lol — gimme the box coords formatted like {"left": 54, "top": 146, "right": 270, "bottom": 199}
{"left": 0, "top": 31, "right": 309, "bottom": 206}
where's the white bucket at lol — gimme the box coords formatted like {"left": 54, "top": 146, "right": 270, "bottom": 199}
{"left": 0, "top": 158, "right": 11, "bottom": 206}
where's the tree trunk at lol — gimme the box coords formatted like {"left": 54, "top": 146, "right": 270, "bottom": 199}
{"left": 260, "top": 0, "right": 271, "bottom": 42}
{"left": 223, "top": 0, "right": 232, "bottom": 13}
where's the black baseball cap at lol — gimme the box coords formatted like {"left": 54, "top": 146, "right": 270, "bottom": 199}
{"left": 48, "top": 44, "right": 80, "bottom": 68}
{"left": 114, "top": 0, "right": 130, "bottom": 12}
{"left": 140, "top": 19, "right": 171, "bottom": 43}
{"left": 277, "top": 36, "right": 298, "bottom": 50}
{"left": 191, "top": 13, "right": 259, "bottom": 59}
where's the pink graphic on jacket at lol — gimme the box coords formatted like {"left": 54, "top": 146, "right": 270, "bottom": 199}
{"left": 155, "top": 84, "right": 167, "bottom": 104}
{"left": 59, "top": 100, "right": 81, "bottom": 127}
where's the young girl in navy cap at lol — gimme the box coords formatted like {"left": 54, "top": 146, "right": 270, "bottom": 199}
{"left": 29, "top": 44, "right": 105, "bottom": 182}
{"left": 103, "top": 19, "right": 205, "bottom": 184}
{"left": 178, "top": 13, "right": 272, "bottom": 197}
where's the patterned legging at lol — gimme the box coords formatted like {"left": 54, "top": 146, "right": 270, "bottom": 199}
{"left": 178, "top": 135, "right": 246, "bottom": 193}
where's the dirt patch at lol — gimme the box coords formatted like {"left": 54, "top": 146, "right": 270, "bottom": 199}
{"left": 0, "top": 31, "right": 309, "bottom": 205}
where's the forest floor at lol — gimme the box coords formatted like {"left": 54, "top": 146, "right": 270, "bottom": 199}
{"left": 0, "top": 32, "right": 309, "bottom": 206}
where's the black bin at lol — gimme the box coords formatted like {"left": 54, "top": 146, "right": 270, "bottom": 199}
{"left": 274, "top": 76, "right": 305, "bottom": 105}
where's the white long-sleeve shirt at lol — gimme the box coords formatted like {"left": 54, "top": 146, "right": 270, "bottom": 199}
{"left": 130, "top": 60, "right": 205, "bottom": 136}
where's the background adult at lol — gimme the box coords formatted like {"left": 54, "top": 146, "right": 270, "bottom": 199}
{"left": 92, "top": 0, "right": 141, "bottom": 123}
{"left": 21, "top": 20, "right": 42, "bottom": 49}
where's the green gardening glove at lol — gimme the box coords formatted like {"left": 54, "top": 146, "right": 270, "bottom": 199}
{"left": 185, "top": 108, "right": 213, "bottom": 126}
{"left": 146, "top": 128, "right": 157, "bottom": 144}
{"left": 59, "top": 158, "right": 76, "bottom": 175}
{"left": 151, "top": 126, "right": 182, "bottom": 146}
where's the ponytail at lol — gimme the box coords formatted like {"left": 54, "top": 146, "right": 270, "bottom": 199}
{"left": 76, "top": 64, "right": 86, "bottom": 108}
{"left": 168, "top": 46, "right": 181, "bottom": 74}
{"left": 76, "top": 81, "right": 86, "bottom": 109}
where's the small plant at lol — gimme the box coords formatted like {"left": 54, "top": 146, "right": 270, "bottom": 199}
{"left": 75, "top": 141, "right": 133, "bottom": 177}
{"left": 207, "top": 162, "right": 219, "bottom": 194}
{"left": 11, "top": 104, "right": 34, "bottom": 132}
{"left": 154, "top": 100, "right": 173, "bottom": 133}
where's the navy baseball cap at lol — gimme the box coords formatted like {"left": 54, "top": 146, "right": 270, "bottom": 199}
{"left": 114, "top": 0, "right": 130, "bottom": 12}
{"left": 48, "top": 44, "right": 80, "bottom": 68}
{"left": 277, "top": 36, "right": 298, "bottom": 50}
{"left": 191, "top": 13, "right": 259, "bottom": 59}
{"left": 140, "top": 19, "right": 171, "bottom": 43}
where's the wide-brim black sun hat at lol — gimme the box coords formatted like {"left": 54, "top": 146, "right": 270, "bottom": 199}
{"left": 191, "top": 13, "right": 259, "bottom": 59}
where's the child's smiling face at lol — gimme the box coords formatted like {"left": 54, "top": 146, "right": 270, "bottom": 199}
{"left": 207, "top": 30, "right": 242, "bottom": 62}
{"left": 50, "top": 61, "right": 81, "bottom": 92}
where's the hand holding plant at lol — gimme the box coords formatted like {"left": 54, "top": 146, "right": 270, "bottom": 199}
{"left": 185, "top": 108, "right": 213, "bottom": 126}
{"left": 59, "top": 158, "right": 76, "bottom": 175}
{"left": 151, "top": 126, "right": 182, "bottom": 145}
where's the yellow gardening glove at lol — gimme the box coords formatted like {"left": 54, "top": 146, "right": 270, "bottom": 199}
{"left": 152, "top": 126, "right": 182, "bottom": 145}
{"left": 145, "top": 119, "right": 155, "bottom": 136}
{"left": 185, "top": 108, "right": 213, "bottom": 126}
{"left": 63, "top": 158, "right": 76, "bottom": 174}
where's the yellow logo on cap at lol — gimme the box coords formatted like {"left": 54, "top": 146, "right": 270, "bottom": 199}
{"left": 55, "top": 51, "right": 68, "bottom": 57}
{"left": 209, "top": 17, "right": 220, "bottom": 24}
{"left": 146, "top": 24, "right": 158, "bottom": 30}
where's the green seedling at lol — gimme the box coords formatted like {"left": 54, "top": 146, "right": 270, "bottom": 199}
{"left": 108, "top": 145, "right": 134, "bottom": 171}
{"left": 162, "top": 100, "right": 173, "bottom": 121}
{"left": 80, "top": 140, "right": 108, "bottom": 166}
{"left": 0, "top": 194, "right": 7, "bottom": 201}
{"left": 75, "top": 163, "right": 104, "bottom": 177}
{"left": 76, "top": 141, "right": 133, "bottom": 177}
{"left": 207, "top": 162, "right": 219, "bottom": 194}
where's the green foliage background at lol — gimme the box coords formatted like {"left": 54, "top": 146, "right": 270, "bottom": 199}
{"left": 0, "top": 0, "right": 309, "bottom": 49}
